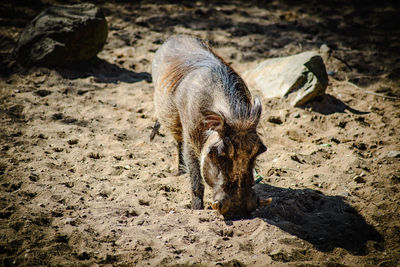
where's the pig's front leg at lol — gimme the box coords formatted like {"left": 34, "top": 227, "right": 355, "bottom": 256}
{"left": 183, "top": 142, "right": 204, "bottom": 209}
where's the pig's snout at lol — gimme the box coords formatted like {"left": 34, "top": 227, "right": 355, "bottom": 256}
{"left": 212, "top": 194, "right": 273, "bottom": 217}
{"left": 212, "top": 200, "right": 221, "bottom": 211}
{"left": 211, "top": 197, "right": 230, "bottom": 215}
{"left": 212, "top": 191, "right": 259, "bottom": 217}
{"left": 258, "top": 197, "right": 273, "bottom": 206}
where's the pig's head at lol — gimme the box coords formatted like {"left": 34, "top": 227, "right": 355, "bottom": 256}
{"left": 200, "top": 97, "right": 267, "bottom": 218}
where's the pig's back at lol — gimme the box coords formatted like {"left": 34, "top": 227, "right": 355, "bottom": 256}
{"left": 152, "top": 35, "right": 218, "bottom": 94}
{"left": 152, "top": 35, "right": 253, "bottom": 134}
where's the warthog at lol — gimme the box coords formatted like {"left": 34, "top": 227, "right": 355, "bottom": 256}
{"left": 151, "top": 35, "right": 271, "bottom": 218}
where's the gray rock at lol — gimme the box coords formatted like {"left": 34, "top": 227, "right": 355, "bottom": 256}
{"left": 15, "top": 3, "right": 108, "bottom": 67}
{"left": 243, "top": 51, "right": 328, "bottom": 107}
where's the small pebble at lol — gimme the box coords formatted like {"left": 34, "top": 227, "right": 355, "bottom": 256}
{"left": 388, "top": 151, "right": 400, "bottom": 158}
{"left": 319, "top": 43, "right": 330, "bottom": 54}
{"left": 327, "top": 70, "right": 335, "bottom": 76}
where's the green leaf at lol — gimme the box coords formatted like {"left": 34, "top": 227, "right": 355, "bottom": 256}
{"left": 320, "top": 143, "right": 332, "bottom": 147}
{"left": 253, "top": 169, "right": 263, "bottom": 184}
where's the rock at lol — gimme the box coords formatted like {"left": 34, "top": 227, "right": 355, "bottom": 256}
{"left": 388, "top": 151, "right": 400, "bottom": 158}
{"left": 15, "top": 3, "right": 108, "bottom": 67}
{"left": 243, "top": 51, "right": 328, "bottom": 107}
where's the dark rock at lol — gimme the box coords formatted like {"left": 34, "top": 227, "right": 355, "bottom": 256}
{"left": 15, "top": 3, "right": 108, "bottom": 67}
{"left": 353, "top": 175, "right": 366, "bottom": 183}
{"left": 35, "top": 89, "right": 52, "bottom": 97}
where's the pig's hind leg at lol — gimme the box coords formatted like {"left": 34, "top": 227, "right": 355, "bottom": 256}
{"left": 183, "top": 142, "right": 204, "bottom": 209}
{"left": 169, "top": 115, "right": 186, "bottom": 176}
{"left": 176, "top": 141, "right": 186, "bottom": 175}
{"left": 149, "top": 120, "right": 161, "bottom": 141}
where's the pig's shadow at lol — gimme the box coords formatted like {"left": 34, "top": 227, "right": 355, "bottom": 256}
{"left": 251, "top": 183, "right": 383, "bottom": 254}
{"left": 56, "top": 57, "right": 152, "bottom": 84}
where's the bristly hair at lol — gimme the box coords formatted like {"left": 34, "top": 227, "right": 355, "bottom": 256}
{"left": 158, "top": 36, "right": 216, "bottom": 93}
{"left": 159, "top": 35, "right": 258, "bottom": 124}
{"left": 206, "top": 45, "right": 254, "bottom": 121}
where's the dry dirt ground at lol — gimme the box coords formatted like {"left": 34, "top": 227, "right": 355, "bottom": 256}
{"left": 1, "top": 0, "right": 400, "bottom": 266}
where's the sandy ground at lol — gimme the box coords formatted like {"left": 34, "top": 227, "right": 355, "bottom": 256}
{"left": 1, "top": 0, "right": 400, "bottom": 266}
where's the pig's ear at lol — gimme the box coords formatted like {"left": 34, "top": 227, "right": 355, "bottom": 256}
{"left": 203, "top": 110, "right": 225, "bottom": 132}
{"left": 251, "top": 96, "right": 262, "bottom": 126}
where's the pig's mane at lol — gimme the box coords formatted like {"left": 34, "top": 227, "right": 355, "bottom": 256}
{"left": 159, "top": 35, "right": 258, "bottom": 124}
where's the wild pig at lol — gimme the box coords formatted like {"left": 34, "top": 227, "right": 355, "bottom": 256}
{"left": 151, "top": 35, "right": 270, "bottom": 218}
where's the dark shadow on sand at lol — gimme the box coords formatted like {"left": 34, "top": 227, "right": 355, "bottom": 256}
{"left": 56, "top": 57, "right": 151, "bottom": 84}
{"left": 301, "top": 94, "right": 369, "bottom": 115}
{"left": 135, "top": 0, "right": 400, "bottom": 85}
{"left": 250, "top": 183, "right": 383, "bottom": 255}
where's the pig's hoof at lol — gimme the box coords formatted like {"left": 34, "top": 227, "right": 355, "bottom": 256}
{"left": 191, "top": 198, "right": 203, "bottom": 209}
